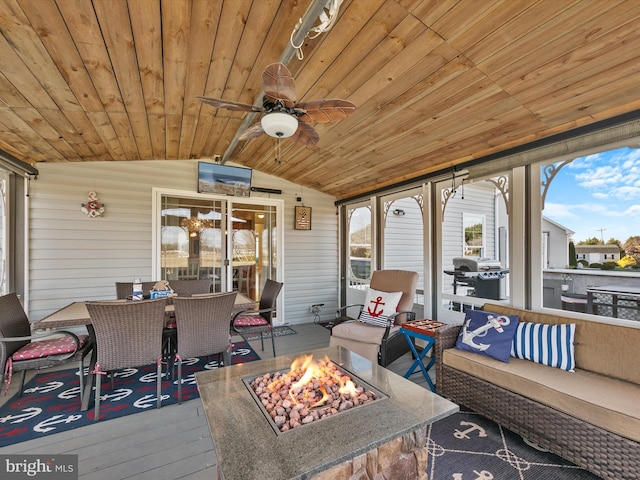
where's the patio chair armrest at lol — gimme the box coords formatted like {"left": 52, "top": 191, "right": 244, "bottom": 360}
{"left": 334, "top": 304, "right": 364, "bottom": 326}
{"left": 0, "top": 330, "right": 83, "bottom": 360}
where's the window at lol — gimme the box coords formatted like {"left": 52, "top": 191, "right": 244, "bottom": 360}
{"left": 463, "top": 213, "right": 485, "bottom": 257}
{"left": 541, "top": 145, "right": 640, "bottom": 323}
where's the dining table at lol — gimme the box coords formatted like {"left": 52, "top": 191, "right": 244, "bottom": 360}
{"left": 32, "top": 293, "right": 258, "bottom": 411}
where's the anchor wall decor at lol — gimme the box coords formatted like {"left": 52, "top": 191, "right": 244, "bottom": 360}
{"left": 81, "top": 192, "right": 105, "bottom": 218}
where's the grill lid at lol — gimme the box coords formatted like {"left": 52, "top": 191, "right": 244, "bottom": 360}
{"left": 453, "top": 256, "right": 502, "bottom": 271}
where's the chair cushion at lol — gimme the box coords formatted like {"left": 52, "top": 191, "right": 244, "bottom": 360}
{"left": 358, "top": 288, "right": 402, "bottom": 327}
{"left": 511, "top": 321, "right": 576, "bottom": 372}
{"left": 165, "top": 318, "right": 177, "bottom": 329}
{"left": 455, "top": 310, "right": 519, "bottom": 362}
{"left": 11, "top": 334, "right": 90, "bottom": 361}
{"left": 234, "top": 313, "right": 268, "bottom": 327}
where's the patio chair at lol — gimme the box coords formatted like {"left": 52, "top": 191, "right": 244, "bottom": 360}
{"left": 172, "top": 292, "right": 237, "bottom": 403}
{"left": 0, "top": 292, "right": 92, "bottom": 400}
{"left": 232, "top": 279, "right": 283, "bottom": 357}
{"left": 329, "top": 270, "right": 418, "bottom": 367}
{"left": 86, "top": 298, "right": 167, "bottom": 420}
{"left": 115, "top": 281, "right": 157, "bottom": 300}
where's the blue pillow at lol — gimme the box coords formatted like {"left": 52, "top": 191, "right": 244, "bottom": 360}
{"left": 511, "top": 322, "right": 576, "bottom": 372}
{"left": 455, "top": 310, "right": 519, "bottom": 362}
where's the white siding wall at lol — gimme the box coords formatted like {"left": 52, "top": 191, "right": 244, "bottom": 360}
{"left": 383, "top": 197, "right": 424, "bottom": 291}
{"left": 27, "top": 160, "right": 338, "bottom": 324}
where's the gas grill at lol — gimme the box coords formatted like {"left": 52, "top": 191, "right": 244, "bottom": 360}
{"left": 445, "top": 257, "right": 509, "bottom": 300}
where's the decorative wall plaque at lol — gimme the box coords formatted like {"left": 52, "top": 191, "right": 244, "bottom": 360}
{"left": 294, "top": 206, "right": 312, "bottom": 230}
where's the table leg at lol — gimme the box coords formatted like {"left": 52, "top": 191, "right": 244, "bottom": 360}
{"left": 401, "top": 332, "right": 435, "bottom": 392}
{"left": 81, "top": 325, "right": 97, "bottom": 411}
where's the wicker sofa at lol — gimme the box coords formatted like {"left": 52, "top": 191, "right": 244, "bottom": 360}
{"left": 434, "top": 303, "right": 640, "bottom": 480}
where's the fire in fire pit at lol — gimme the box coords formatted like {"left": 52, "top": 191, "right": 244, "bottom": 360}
{"left": 244, "top": 354, "right": 385, "bottom": 434}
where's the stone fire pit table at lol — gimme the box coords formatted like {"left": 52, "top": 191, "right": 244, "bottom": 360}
{"left": 195, "top": 346, "right": 458, "bottom": 480}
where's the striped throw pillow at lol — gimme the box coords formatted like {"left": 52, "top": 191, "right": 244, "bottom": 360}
{"left": 510, "top": 322, "right": 576, "bottom": 372}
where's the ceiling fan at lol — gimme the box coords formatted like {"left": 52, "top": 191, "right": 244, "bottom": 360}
{"left": 197, "top": 63, "right": 357, "bottom": 147}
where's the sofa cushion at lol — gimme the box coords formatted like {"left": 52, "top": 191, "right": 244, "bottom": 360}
{"left": 455, "top": 310, "right": 519, "bottom": 362}
{"left": 358, "top": 289, "right": 402, "bottom": 327}
{"left": 482, "top": 303, "right": 640, "bottom": 385}
{"left": 511, "top": 322, "right": 576, "bottom": 372}
{"left": 443, "top": 347, "right": 640, "bottom": 442}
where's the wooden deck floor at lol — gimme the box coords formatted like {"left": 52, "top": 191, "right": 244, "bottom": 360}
{"left": 1, "top": 323, "right": 431, "bottom": 479}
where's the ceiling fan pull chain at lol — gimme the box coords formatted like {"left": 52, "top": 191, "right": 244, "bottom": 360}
{"left": 275, "top": 138, "right": 282, "bottom": 165}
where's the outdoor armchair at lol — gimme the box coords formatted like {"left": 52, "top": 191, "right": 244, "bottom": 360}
{"left": 86, "top": 298, "right": 167, "bottom": 420}
{"left": 172, "top": 292, "right": 237, "bottom": 403}
{"left": 329, "top": 270, "right": 418, "bottom": 367}
{"left": 0, "top": 292, "right": 92, "bottom": 400}
{"left": 232, "top": 279, "right": 283, "bottom": 357}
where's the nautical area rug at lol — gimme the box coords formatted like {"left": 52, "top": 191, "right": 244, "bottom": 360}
{"left": 241, "top": 325, "right": 296, "bottom": 341}
{"left": 0, "top": 341, "right": 260, "bottom": 447}
{"left": 427, "top": 408, "right": 600, "bottom": 479}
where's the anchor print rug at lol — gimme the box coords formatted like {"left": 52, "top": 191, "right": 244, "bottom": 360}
{"left": 427, "top": 408, "right": 600, "bottom": 480}
{"left": 0, "top": 341, "right": 259, "bottom": 447}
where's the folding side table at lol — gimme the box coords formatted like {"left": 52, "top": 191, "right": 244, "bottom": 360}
{"left": 399, "top": 320, "right": 446, "bottom": 392}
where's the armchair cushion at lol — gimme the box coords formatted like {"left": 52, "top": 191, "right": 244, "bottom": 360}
{"left": 455, "top": 310, "right": 519, "bottom": 363}
{"left": 357, "top": 288, "right": 402, "bottom": 327}
{"left": 11, "top": 334, "right": 90, "bottom": 361}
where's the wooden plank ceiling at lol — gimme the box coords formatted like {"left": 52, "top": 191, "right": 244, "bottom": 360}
{"left": 1, "top": 0, "right": 640, "bottom": 200}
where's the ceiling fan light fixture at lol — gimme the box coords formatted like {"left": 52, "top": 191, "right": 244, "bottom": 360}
{"left": 261, "top": 112, "right": 298, "bottom": 138}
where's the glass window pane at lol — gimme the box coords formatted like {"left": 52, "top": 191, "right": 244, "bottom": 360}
{"left": 348, "top": 206, "right": 372, "bottom": 282}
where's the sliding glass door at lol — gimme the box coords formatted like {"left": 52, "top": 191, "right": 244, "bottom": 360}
{"left": 154, "top": 189, "right": 282, "bottom": 305}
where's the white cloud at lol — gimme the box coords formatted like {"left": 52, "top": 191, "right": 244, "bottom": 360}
{"left": 543, "top": 202, "right": 576, "bottom": 219}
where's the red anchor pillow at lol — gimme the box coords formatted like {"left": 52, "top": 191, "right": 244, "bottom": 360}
{"left": 357, "top": 288, "right": 403, "bottom": 327}
{"left": 455, "top": 310, "right": 519, "bottom": 362}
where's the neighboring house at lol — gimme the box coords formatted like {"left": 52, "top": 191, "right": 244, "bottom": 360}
{"left": 575, "top": 245, "right": 620, "bottom": 264}
{"left": 542, "top": 217, "right": 574, "bottom": 269}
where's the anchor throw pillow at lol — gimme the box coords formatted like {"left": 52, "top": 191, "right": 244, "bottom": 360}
{"left": 455, "top": 310, "right": 519, "bottom": 362}
{"left": 357, "top": 288, "right": 403, "bottom": 328}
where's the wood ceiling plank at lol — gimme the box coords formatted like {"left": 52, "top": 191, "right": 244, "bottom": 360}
{"left": 148, "top": 113, "right": 166, "bottom": 160}
{"left": 38, "top": 109, "right": 99, "bottom": 159}
{"left": 62, "top": 109, "right": 111, "bottom": 161}
{"left": 0, "top": 107, "right": 66, "bottom": 161}
{"left": 92, "top": 0, "right": 152, "bottom": 159}
{"left": 128, "top": 0, "right": 164, "bottom": 114}
{"left": 13, "top": 107, "right": 80, "bottom": 159}
{"left": 408, "top": 0, "right": 460, "bottom": 27}
{"left": 497, "top": 19, "right": 640, "bottom": 103}
{"left": 0, "top": 70, "right": 32, "bottom": 108}
{"left": 0, "top": 0, "right": 81, "bottom": 111}
{"left": 0, "top": 19, "right": 58, "bottom": 109}
{"left": 55, "top": 0, "right": 125, "bottom": 113}
{"left": 161, "top": 0, "right": 191, "bottom": 159}
{"left": 19, "top": 0, "right": 104, "bottom": 112}
{"left": 293, "top": 0, "right": 387, "bottom": 100}
{"left": 85, "top": 111, "right": 125, "bottom": 160}
{"left": 191, "top": 0, "right": 251, "bottom": 158}
{"left": 477, "top": 1, "right": 635, "bottom": 84}
{"left": 106, "top": 111, "right": 141, "bottom": 160}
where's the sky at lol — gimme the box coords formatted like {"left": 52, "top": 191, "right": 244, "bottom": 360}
{"left": 544, "top": 146, "right": 640, "bottom": 244}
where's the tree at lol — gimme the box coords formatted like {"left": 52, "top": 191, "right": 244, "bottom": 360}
{"left": 577, "top": 237, "right": 602, "bottom": 245}
{"left": 568, "top": 241, "right": 577, "bottom": 267}
{"left": 622, "top": 236, "right": 640, "bottom": 264}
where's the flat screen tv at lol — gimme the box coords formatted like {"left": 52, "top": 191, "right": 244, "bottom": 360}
{"left": 198, "top": 162, "right": 252, "bottom": 197}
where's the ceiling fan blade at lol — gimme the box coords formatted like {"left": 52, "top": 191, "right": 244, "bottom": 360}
{"left": 292, "top": 121, "right": 320, "bottom": 146}
{"left": 197, "top": 96, "right": 264, "bottom": 113}
{"left": 296, "top": 99, "right": 357, "bottom": 123}
{"left": 262, "top": 63, "right": 296, "bottom": 107}
{"left": 238, "top": 123, "right": 265, "bottom": 142}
